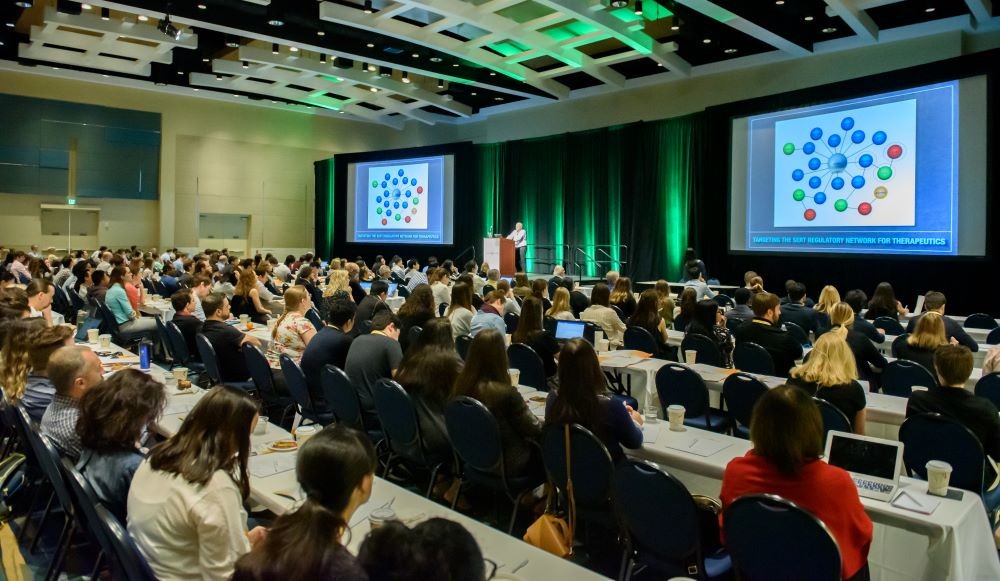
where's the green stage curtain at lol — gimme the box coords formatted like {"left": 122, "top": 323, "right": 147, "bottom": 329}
{"left": 314, "top": 159, "right": 336, "bottom": 259}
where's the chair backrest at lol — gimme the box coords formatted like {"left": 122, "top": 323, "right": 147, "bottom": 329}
{"left": 507, "top": 343, "right": 547, "bottom": 390}
{"left": 654, "top": 363, "right": 710, "bottom": 417}
{"left": 873, "top": 316, "right": 905, "bottom": 336}
{"left": 814, "top": 397, "right": 852, "bottom": 437}
{"left": 986, "top": 327, "right": 1000, "bottom": 346}
{"left": 504, "top": 312, "right": 519, "bottom": 334}
{"left": 724, "top": 494, "right": 841, "bottom": 581}
{"left": 279, "top": 354, "right": 317, "bottom": 415}
{"left": 610, "top": 304, "right": 625, "bottom": 320}
{"left": 60, "top": 456, "right": 108, "bottom": 552}
{"left": 974, "top": 372, "right": 1000, "bottom": 409}
{"left": 14, "top": 406, "right": 71, "bottom": 515}
{"left": 305, "top": 307, "right": 322, "bottom": 331}
{"left": 680, "top": 333, "right": 722, "bottom": 367}
{"left": 581, "top": 321, "right": 600, "bottom": 345}
{"left": 483, "top": 284, "right": 496, "bottom": 296}
{"left": 97, "top": 303, "right": 121, "bottom": 340}
{"left": 541, "top": 424, "right": 614, "bottom": 510}
{"left": 372, "top": 378, "right": 425, "bottom": 463}
{"left": 52, "top": 285, "right": 72, "bottom": 319}
{"left": 613, "top": 459, "right": 700, "bottom": 565}
{"left": 455, "top": 334, "right": 474, "bottom": 361}
{"left": 407, "top": 325, "right": 423, "bottom": 351}
{"left": 899, "top": 412, "right": 986, "bottom": 493}
{"left": 623, "top": 326, "right": 658, "bottom": 354}
{"left": 783, "top": 321, "right": 810, "bottom": 346}
{"left": 438, "top": 302, "right": 447, "bottom": 317}
{"left": 714, "top": 293, "right": 733, "bottom": 308}
{"left": 890, "top": 333, "right": 910, "bottom": 357}
{"left": 95, "top": 502, "right": 158, "bottom": 580}
{"left": 396, "top": 285, "right": 410, "bottom": 298}
{"left": 154, "top": 316, "right": 173, "bottom": 361}
{"left": 68, "top": 286, "right": 86, "bottom": 311}
{"left": 733, "top": 341, "right": 775, "bottom": 376}
{"left": 242, "top": 343, "right": 278, "bottom": 400}
{"left": 964, "top": 313, "right": 998, "bottom": 330}
{"left": 445, "top": 397, "right": 504, "bottom": 477}
{"left": 722, "top": 372, "right": 767, "bottom": 430}
{"left": 882, "top": 359, "right": 936, "bottom": 397}
{"left": 166, "top": 322, "right": 194, "bottom": 366}
{"left": 321, "top": 365, "right": 364, "bottom": 430}
{"left": 725, "top": 316, "right": 743, "bottom": 333}
{"left": 195, "top": 333, "right": 222, "bottom": 383}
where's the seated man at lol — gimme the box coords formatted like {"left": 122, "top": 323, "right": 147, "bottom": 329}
{"left": 780, "top": 279, "right": 815, "bottom": 308}
{"left": 547, "top": 266, "right": 566, "bottom": 300}
{"left": 727, "top": 288, "right": 755, "bottom": 324}
{"left": 344, "top": 310, "right": 402, "bottom": 430}
{"left": 301, "top": 299, "right": 356, "bottom": 403}
{"left": 40, "top": 346, "right": 104, "bottom": 458}
{"left": 907, "top": 344, "right": 999, "bottom": 487}
{"left": 198, "top": 293, "right": 261, "bottom": 383}
{"left": 844, "top": 289, "right": 885, "bottom": 344}
{"left": 779, "top": 282, "right": 830, "bottom": 338}
{"left": 470, "top": 291, "right": 507, "bottom": 337}
{"left": 681, "top": 264, "right": 716, "bottom": 301}
{"left": 169, "top": 290, "right": 203, "bottom": 360}
{"left": 905, "top": 291, "right": 978, "bottom": 352}
{"left": 353, "top": 280, "right": 391, "bottom": 336}
{"left": 734, "top": 292, "right": 803, "bottom": 377}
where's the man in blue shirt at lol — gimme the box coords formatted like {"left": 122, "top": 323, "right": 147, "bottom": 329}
{"left": 470, "top": 291, "right": 508, "bottom": 337}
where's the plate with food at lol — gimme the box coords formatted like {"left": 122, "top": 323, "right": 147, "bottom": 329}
{"left": 267, "top": 440, "right": 299, "bottom": 453}
{"left": 528, "top": 395, "right": 547, "bottom": 403}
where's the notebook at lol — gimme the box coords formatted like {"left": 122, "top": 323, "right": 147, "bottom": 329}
{"left": 554, "top": 320, "right": 586, "bottom": 340}
{"left": 824, "top": 431, "right": 904, "bottom": 502}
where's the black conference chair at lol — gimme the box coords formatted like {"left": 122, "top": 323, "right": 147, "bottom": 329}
{"left": 873, "top": 316, "right": 905, "bottom": 336}
{"left": 445, "top": 397, "right": 544, "bottom": 533}
{"left": 964, "top": 313, "right": 998, "bottom": 330}
{"left": 987, "top": 327, "right": 1000, "bottom": 345}
{"left": 406, "top": 325, "right": 423, "bottom": 352}
{"left": 899, "top": 413, "right": 1000, "bottom": 519}
{"left": 974, "top": 372, "right": 1000, "bottom": 409}
{"left": 279, "top": 354, "right": 334, "bottom": 427}
{"left": 542, "top": 424, "right": 615, "bottom": 530}
{"left": 725, "top": 317, "right": 744, "bottom": 333}
{"left": 783, "top": 321, "right": 811, "bottom": 347}
{"left": 881, "top": 359, "right": 936, "bottom": 397}
{"left": 724, "top": 494, "right": 842, "bottom": 581}
{"left": 504, "top": 312, "right": 520, "bottom": 334}
{"left": 68, "top": 287, "right": 86, "bottom": 314}
{"left": 507, "top": 343, "right": 547, "bottom": 390}
{"left": 581, "top": 321, "right": 600, "bottom": 345}
{"left": 242, "top": 344, "right": 295, "bottom": 425}
{"left": 680, "top": 333, "right": 723, "bottom": 367}
{"left": 733, "top": 342, "right": 775, "bottom": 376}
{"left": 613, "top": 459, "right": 731, "bottom": 581}
{"left": 96, "top": 303, "right": 130, "bottom": 347}
{"left": 721, "top": 373, "right": 767, "bottom": 439}
{"left": 372, "top": 379, "right": 450, "bottom": 497}
{"left": 305, "top": 307, "right": 323, "bottom": 331}
{"left": 321, "top": 365, "right": 370, "bottom": 432}
{"left": 655, "top": 363, "right": 730, "bottom": 433}
{"left": 195, "top": 334, "right": 254, "bottom": 392}
{"left": 713, "top": 294, "right": 734, "bottom": 309}
{"left": 154, "top": 315, "right": 173, "bottom": 363}
{"left": 438, "top": 303, "right": 448, "bottom": 317}
{"left": 165, "top": 322, "right": 205, "bottom": 376}
{"left": 610, "top": 304, "right": 625, "bottom": 320}
{"left": 623, "top": 326, "right": 658, "bottom": 355}
{"left": 52, "top": 285, "right": 74, "bottom": 324}
{"left": 455, "top": 334, "right": 474, "bottom": 361}
{"left": 815, "top": 397, "right": 852, "bottom": 438}
{"left": 890, "top": 333, "right": 910, "bottom": 357}
{"left": 22, "top": 417, "right": 78, "bottom": 581}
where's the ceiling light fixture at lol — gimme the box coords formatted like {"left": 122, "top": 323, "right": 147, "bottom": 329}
{"left": 724, "top": 48, "right": 737, "bottom": 54}
{"left": 202, "top": 57, "right": 209, "bottom": 62}
{"left": 101, "top": 7, "right": 110, "bottom": 20}
{"left": 702, "top": 38, "right": 711, "bottom": 44}
{"left": 225, "top": 36, "right": 239, "bottom": 48}
{"left": 366, "top": 42, "right": 374, "bottom": 48}
{"left": 317, "top": 30, "right": 325, "bottom": 36}
{"left": 412, "top": 53, "right": 419, "bottom": 58}
{"left": 369, "top": 86, "right": 378, "bottom": 92}
{"left": 671, "top": 18, "right": 681, "bottom": 31}
{"left": 494, "top": 97, "right": 503, "bottom": 101}
{"left": 197, "top": 3, "right": 207, "bottom": 10}
{"left": 367, "top": 62, "right": 376, "bottom": 72}
{"left": 289, "top": 46, "right": 299, "bottom": 52}
{"left": 610, "top": 0, "right": 628, "bottom": 7}
{"left": 15, "top": 1, "right": 33, "bottom": 8}
{"left": 924, "top": 3, "right": 936, "bottom": 12}
{"left": 363, "top": 0, "right": 373, "bottom": 14}
{"left": 267, "top": 1, "right": 285, "bottom": 26}
{"left": 137, "top": 14, "right": 148, "bottom": 21}
{"left": 822, "top": 27, "right": 837, "bottom": 33}
{"left": 401, "top": 71, "right": 410, "bottom": 83}
{"left": 157, "top": 15, "right": 181, "bottom": 40}
{"left": 803, "top": 15, "right": 814, "bottom": 21}
{"left": 471, "top": 92, "right": 477, "bottom": 96}
{"left": 81, "top": 3, "right": 92, "bottom": 9}
{"left": 634, "top": 1, "right": 643, "bottom": 16}
{"left": 430, "top": 56, "right": 442, "bottom": 63}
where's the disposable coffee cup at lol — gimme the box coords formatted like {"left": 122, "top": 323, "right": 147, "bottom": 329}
{"left": 254, "top": 416, "right": 269, "bottom": 435}
{"left": 597, "top": 338, "right": 610, "bottom": 352}
{"left": 594, "top": 330, "right": 604, "bottom": 344}
{"left": 508, "top": 368, "right": 521, "bottom": 386}
{"left": 239, "top": 314, "right": 250, "bottom": 326}
{"left": 174, "top": 367, "right": 189, "bottom": 382}
{"left": 369, "top": 507, "right": 396, "bottom": 530}
{"left": 295, "top": 425, "right": 318, "bottom": 444}
{"left": 87, "top": 328, "right": 100, "bottom": 344}
{"left": 684, "top": 349, "right": 697, "bottom": 365}
{"left": 667, "top": 404, "right": 686, "bottom": 431}
{"left": 926, "top": 460, "right": 952, "bottom": 496}
{"left": 98, "top": 334, "right": 112, "bottom": 349}
{"left": 164, "top": 372, "right": 176, "bottom": 387}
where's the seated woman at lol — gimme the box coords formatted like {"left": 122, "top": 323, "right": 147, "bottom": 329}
{"left": 893, "top": 311, "right": 950, "bottom": 373}
{"left": 319, "top": 269, "right": 352, "bottom": 321}
{"left": 829, "top": 302, "right": 887, "bottom": 386}
{"left": 545, "top": 287, "right": 576, "bottom": 321}
{"left": 545, "top": 339, "right": 643, "bottom": 462}
{"left": 396, "top": 284, "right": 437, "bottom": 354}
{"left": 672, "top": 287, "right": 697, "bottom": 332}
{"left": 105, "top": 266, "right": 157, "bottom": 342}
{"left": 654, "top": 280, "right": 675, "bottom": 329}
{"left": 814, "top": 285, "right": 840, "bottom": 318}
{"left": 580, "top": 283, "right": 626, "bottom": 345}
{"left": 212, "top": 269, "right": 238, "bottom": 299}
{"left": 231, "top": 267, "right": 271, "bottom": 325}
{"left": 530, "top": 278, "right": 552, "bottom": 312}
{"left": 446, "top": 282, "right": 475, "bottom": 339}
{"left": 359, "top": 518, "right": 485, "bottom": 581}
{"left": 787, "top": 328, "right": 867, "bottom": 434}
{"left": 454, "top": 329, "right": 542, "bottom": 478}
{"left": 265, "top": 286, "right": 317, "bottom": 379}
{"left": 609, "top": 277, "right": 637, "bottom": 320}
{"left": 128, "top": 387, "right": 265, "bottom": 581}
{"left": 511, "top": 296, "right": 560, "bottom": 380}
{"left": 686, "top": 298, "right": 735, "bottom": 367}
{"left": 628, "top": 290, "right": 672, "bottom": 359}
{"left": 721, "top": 385, "right": 873, "bottom": 581}
{"left": 512, "top": 273, "right": 532, "bottom": 300}
{"left": 864, "top": 281, "right": 909, "bottom": 321}
{"left": 77, "top": 369, "right": 166, "bottom": 522}
{"left": 234, "top": 425, "right": 375, "bottom": 580}
{"left": 0, "top": 319, "right": 73, "bottom": 421}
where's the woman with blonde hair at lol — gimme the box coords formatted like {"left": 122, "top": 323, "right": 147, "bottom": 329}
{"left": 829, "top": 302, "right": 887, "bottom": 386}
{"left": 0, "top": 319, "right": 75, "bottom": 419}
{"left": 788, "top": 328, "right": 867, "bottom": 434}
{"left": 320, "top": 269, "right": 352, "bottom": 322}
{"left": 654, "top": 280, "right": 675, "bottom": 328}
{"left": 609, "top": 276, "right": 637, "bottom": 320}
{"left": 265, "top": 285, "right": 316, "bottom": 370}
{"left": 545, "top": 287, "right": 575, "bottom": 321}
{"left": 893, "top": 311, "right": 951, "bottom": 372}
{"left": 231, "top": 267, "right": 271, "bottom": 324}
{"left": 814, "top": 285, "right": 841, "bottom": 315}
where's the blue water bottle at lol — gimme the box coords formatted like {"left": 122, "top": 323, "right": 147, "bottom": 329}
{"left": 139, "top": 341, "right": 151, "bottom": 371}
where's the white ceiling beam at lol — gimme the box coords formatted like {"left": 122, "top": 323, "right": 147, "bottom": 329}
{"left": 39, "top": 6, "right": 197, "bottom": 50}
{"left": 823, "top": 0, "right": 880, "bottom": 41}
{"left": 825, "top": 0, "right": 908, "bottom": 17}
{"left": 29, "top": 24, "right": 174, "bottom": 64}
{"left": 18, "top": 43, "right": 150, "bottom": 75}
{"left": 673, "top": 0, "right": 811, "bottom": 56}
{"left": 964, "top": 0, "right": 994, "bottom": 24}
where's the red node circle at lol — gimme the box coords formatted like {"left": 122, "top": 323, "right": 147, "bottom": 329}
{"left": 804, "top": 209, "right": 816, "bottom": 221}
{"left": 416, "top": 186, "right": 424, "bottom": 194}
{"left": 381, "top": 218, "right": 387, "bottom": 225}
{"left": 858, "top": 202, "right": 872, "bottom": 215}
{"left": 405, "top": 216, "right": 411, "bottom": 223}
{"left": 886, "top": 144, "right": 903, "bottom": 159}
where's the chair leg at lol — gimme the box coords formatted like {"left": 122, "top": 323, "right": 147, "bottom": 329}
{"left": 17, "top": 479, "right": 44, "bottom": 542}
{"left": 29, "top": 490, "right": 56, "bottom": 554}
{"left": 450, "top": 479, "right": 464, "bottom": 510}
{"left": 44, "top": 518, "right": 73, "bottom": 581}
{"left": 425, "top": 464, "right": 444, "bottom": 498}
{"left": 91, "top": 551, "right": 105, "bottom": 581}
{"left": 507, "top": 490, "right": 528, "bottom": 534}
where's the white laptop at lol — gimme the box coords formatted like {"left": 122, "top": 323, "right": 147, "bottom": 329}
{"left": 824, "top": 431, "right": 904, "bottom": 502}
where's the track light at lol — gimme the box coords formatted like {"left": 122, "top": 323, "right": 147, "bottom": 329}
{"left": 101, "top": 7, "right": 110, "bottom": 20}
{"left": 634, "top": 1, "right": 642, "bottom": 15}
{"left": 320, "top": 54, "right": 327, "bottom": 64}
{"left": 379, "top": 66, "right": 391, "bottom": 77}
{"left": 267, "top": 1, "right": 285, "bottom": 26}
{"left": 401, "top": 71, "right": 409, "bottom": 83}
{"left": 242, "top": 60, "right": 248, "bottom": 69}
{"left": 363, "top": 0, "right": 373, "bottom": 14}
{"left": 272, "top": 43, "right": 279, "bottom": 54}
{"left": 610, "top": 0, "right": 628, "bottom": 7}
{"left": 225, "top": 35, "right": 239, "bottom": 48}
{"left": 157, "top": 15, "right": 181, "bottom": 40}
{"left": 366, "top": 62, "right": 376, "bottom": 72}
{"left": 15, "top": 1, "right": 33, "bottom": 8}
{"left": 437, "top": 79, "right": 445, "bottom": 90}
{"left": 289, "top": 46, "right": 299, "bottom": 52}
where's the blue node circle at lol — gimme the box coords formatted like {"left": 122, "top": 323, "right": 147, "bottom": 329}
{"left": 808, "top": 158, "right": 821, "bottom": 171}
{"left": 851, "top": 175, "right": 866, "bottom": 189}
{"left": 859, "top": 154, "right": 874, "bottom": 168}
{"left": 851, "top": 130, "right": 866, "bottom": 144}
{"left": 828, "top": 134, "right": 842, "bottom": 148}
{"left": 383, "top": 190, "right": 389, "bottom": 196}
{"left": 872, "top": 131, "right": 887, "bottom": 145}
{"left": 411, "top": 178, "right": 418, "bottom": 186}
{"left": 398, "top": 169, "right": 404, "bottom": 177}
{"left": 803, "top": 142, "right": 816, "bottom": 155}
{"left": 831, "top": 177, "right": 845, "bottom": 190}
{"left": 392, "top": 178, "right": 398, "bottom": 185}
{"left": 402, "top": 202, "right": 408, "bottom": 209}
{"left": 392, "top": 188, "right": 401, "bottom": 198}
{"left": 405, "top": 190, "right": 411, "bottom": 197}
{"left": 792, "top": 169, "right": 804, "bottom": 181}
{"left": 828, "top": 153, "right": 848, "bottom": 172}
{"left": 376, "top": 196, "right": 382, "bottom": 203}
{"left": 384, "top": 173, "right": 391, "bottom": 181}
{"left": 381, "top": 181, "right": 387, "bottom": 188}
{"left": 393, "top": 201, "right": 400, "bottom": 209}
{"left": 402, "top": 177, "right": 409, "bottom": 185}
{"left": 814, "top": 192, "right": 827, "bottom": 205}
{"left": 808, "top": 176, "right": 822, "bottom": 189}
{"left": 386, "top": 210, "right": 392, "bottom": 217}
{"left": 841, "top": 117, "right": 855, "bottom": 131}
{"left": 810, "top": 127, "right": 823, "bottom": 140}
{"left": 383, "top": 201, "right": 389, "bottom": 208}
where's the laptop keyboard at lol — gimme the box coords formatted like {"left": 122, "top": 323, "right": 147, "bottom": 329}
{"left": 853, "top": 477, "right": 894, "bottom": 495}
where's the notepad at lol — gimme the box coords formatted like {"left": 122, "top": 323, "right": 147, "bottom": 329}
{"left": 163, "top": 401, "right": 193, "bottom": 416}
{"left": 890, "top": 489, "right": 940, "bottom": 515}
{"left": 248, "top": 453, "right": 297, "bottom": 478}
{"left": 664, "top": 436, "right": 733, "bottom": 457}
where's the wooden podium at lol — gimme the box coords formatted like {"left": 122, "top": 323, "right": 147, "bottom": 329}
{"left": 483, "top": 237, "right": 515, "bottom": 276}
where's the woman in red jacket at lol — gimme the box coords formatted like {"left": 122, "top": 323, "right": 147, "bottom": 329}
{"left": 720, "top": 384, "right": 873, "bottom": 581}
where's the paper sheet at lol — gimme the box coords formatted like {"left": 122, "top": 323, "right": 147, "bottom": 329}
{"left": 248, "top": 452, "right": 298, "bottom": 478}
{"left": 890, "top": 489, "right": 941, "bottom": 515}
{"left": 664, "top": 435, "right": 733, "bottom": 457}
{"left": 642, "top": 423, "right": 662, "bottom": 444}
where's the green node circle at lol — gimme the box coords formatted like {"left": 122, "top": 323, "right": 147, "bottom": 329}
{"left": 376, "top": 207, "right": 382, "bottom": 215}
{"left": 782, "top": 143, "right": 795, "bottom": 155}
{"left": 371, "top": 180, "right": 378, "bottom": 187}
{"left": 834, "top": 199, "right": 848, "bottom": 212}
{"left": 792, "top": 189, "right": 805, "bottom": 202}
{"left": 394, "top": 214, "right": 401, "bottom": 221}
{"left": 877, "top": 166, "right": 893, "bottom": 180}
{"left": 413, "top": 197, "right": 419, "bottom": 205}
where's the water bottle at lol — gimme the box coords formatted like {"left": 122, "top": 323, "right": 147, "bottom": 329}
{"left": 139, "top": 341, "right": 151, "bottom": 371}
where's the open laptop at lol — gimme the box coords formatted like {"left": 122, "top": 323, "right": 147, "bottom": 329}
{"left": 824, "top": 431, "right": 904, "bottom": 502}
{"left": 387, "top": 282, "right": 398, "bottom": 297}
{"left": 360, "top": 281, "right": 372, "bottom": 293}
{"left": 500, "top": 276, "right": 514, "bottom": 285}
{"left": 554, "top": 320, "right": 586, "bottom": 341}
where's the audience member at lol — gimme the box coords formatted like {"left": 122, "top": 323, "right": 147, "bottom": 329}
{"left": 511, "top": 296, "right": 559, "bottom": 378}
{"left": 653, "top": 280, "right": 675, "bottom": 328}
{"left": 687, "top": 299, "right": 734, "bottom": 367}
{"left": 199, "top": 294, "right": 261, "bottom": 383}
{"left": 1, "top": 320, "right": 73, "bottom": 420}
{"left": 985, "top": 344, "right": 1000, "bottom": 376}
{"left": 728, "top": 288, "right": 754, "bottom": 324}
{"left": 844, "top": 289, "right": 885, "bottom": 343}
{"left": 609, "top": 276, "right": 636, "bottom": 320}
{"left": 580, "top": 283, "right": 626, "bottom": 345}
{"left": 545, "top": 287, "right": 576, "bottom": 320}
{"left": 344, "top": 262, "right": 368, "bottom": 304}
{"left": 405, "top": 259, "right": 429, "bottom": 293}
{"left": 359, "top": 518, "right": 485, "bottom": 581}
{"left": 829, "top": 302, "right": 887, "bottom": 386}
{"left": 429, "top": 267, "right": 452, "bottom": 308}
{"left": 779, "top": 281, "right": 830, "bottom": 337}
{"left": 605, "top": 270, "right": 620, "bottom": 290}
{"left": 814, "top": 285, "right": 841, "bottom": 316}
{"left": 628, "top": 290, "right": 671, "bottom": 359}
{"left": 353, "top": 280, "right": 390, "bottom": 336}
{"left": 295, "top": 266, "right": 325, "bottom": 307}
{"left": 682, "top": 264, "right": 716, "bottom": 301}
{"left": 893, "top": 311, "right": 950, "bottom": 373}
{"left": 530, "top": 278, "right": 551, "bottom": 312}
{"left": 189, "top": 275, "right": 212, "bottom": 321}
{"left": 301, "top": 299, "right": 356, "bottom": 400}
{"left": 39, "top": 345, "right": 103, "bottom": 458}
{"left": 445, "top": 282, "right": 475, "bottom": 339}
{"left": 170, "top": 290, "right": 203, "bottom": 359}
{"left": 788, "top": 329, "right": 867, "bottom": 433}
{"left": 231, "top": 268, "right": 271, "bottom": 325}
{"left": 26, "top": 278, "right": 55, "bottom": 325}
{"left": 497, "top": 279, "right": 521, "bottom": 317}
{"left": 904, "top": 291, "right": 978, "bottom": 351}
{"left": 547, "top": 265, "right": 566, "bottom": 299}
{"left": 733, "top": 292, "right": 803, "bottom": 377}
{"left": 470, "top": 290, "right": 508, "bottom": 337}
{"left": 680, "top": 248, "right": 708, "bottom": 282}
{"left": 344, "top": 310, "right": 403, "bottom": 430}
{"left": 265, "top": 285, "right": 316, "bottom": 390}
{"left": 779, "top": 279, "right": 815, "bottom": 308}
{"left": 512, "top": 273, "right": 532, "bottom": 299}
{"left": 105, "top": 266, "right": 157, "bottom": 342}
{"left": 564, "top": 278, "right": 590, "bottom": 319}
{"left": 672, "top": 287, "right": 697, "bottom": 332}
{"left": 396, "top": 284, "right": 436, "bottom": 353}
{"left": 865, "top": 281, "right": 909, "bottom": 320}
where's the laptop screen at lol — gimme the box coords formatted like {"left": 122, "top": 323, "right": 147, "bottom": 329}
{"left": 387, "top": 283, "right": 398, "bottom": 296}
{"left": 360, "top": 281, "right": 372, "bottom": 292}
{"left": 554, "top": 320, "right": 586, "bottom": 340}
{"left": 826, "top": 432, "right": 900, "bottom": 481}
{"left": 501, "top": 276, "right": 513, "bottom": 284}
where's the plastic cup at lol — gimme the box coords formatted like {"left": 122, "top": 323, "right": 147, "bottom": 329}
{"left": 926, "top": 460, "right": 952, "bottom": 496}
{"left": 98, "top": 334, "right": 112, "bottom": 349}
{"left": 684, "top": 349, "right": 697, "bottom": 365}
{"left": 254, "top": 416, "right": 269, "bottom": 435}
{"left": 239, "top": 314, "right": 250, "bottom": 326}
{"left": 667, "top": 404, "right": 686, "bottom": 431}
{"left": 369, "top": 507, "right": 396, "bottom": 530}
{"left": 164, "top": 372, "right": 176, "bottom": 387}
{"left": 594, "top": 330, "right": 604, "bottom": 344}
{"left": 174, "top": 367, "right": 189, "bottom": 382}
{"left": 597, "top": 338, "right": 610, "bottom": 352}
{"left": 295, "top": 425, "right": 318, "bottom": 444}
{"left": 87, "top": 328, "right": 99, "bottom": 344}
{"left": 645, "top": 400, "right": 659, "bottom": 423}
{"left": 508, "top": 368, "right": 521, "bottom": 386}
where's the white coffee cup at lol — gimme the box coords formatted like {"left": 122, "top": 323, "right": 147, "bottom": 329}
{"left": 667, "top": 404, "right": 686, "bottom": 431}
{"left": 295, "top": 425, "right": 318, "bottom": 444}
{"left": 508, "top": 368, "right": 521, "bottom": 386}
{"left": 98, "top": 334, "right": 112, "bottom": 349}
{"left": 911, "top": 385, "right": 929, "bottom": 392}
{"left": 597, "top": 338, "right": 610, "bottom": 352}
{"left": 594, "top": 330, "right": 604, "bottom": 344}
{"left": 926, "top": 460, "right": 953, "bottom": 496}
{"left": 87, "top": 328, "right": 99, "bottom": 344}
{"left": 239, "top": 314, "right": 250, "bottom": 326}
{"left": 174, "top": 367, "right": 189, "bottom": 382}
{"left": 684, "top": 349, "right": 697, "bottom": 365}
{"left": 254, "top": 416, "right": 269, "bottom": 435}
